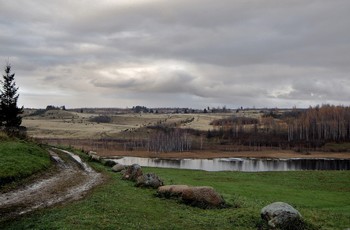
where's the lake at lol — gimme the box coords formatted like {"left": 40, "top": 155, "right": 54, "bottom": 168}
{"left": 112, "top": 157, "right": 350, "bottom": 172}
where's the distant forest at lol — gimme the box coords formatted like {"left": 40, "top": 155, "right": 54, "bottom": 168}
{"left": 208, "top": 105, "right": 350, "bottom": 150}
{"left": 109, "top": 105, "right": 350, "bottom": 152}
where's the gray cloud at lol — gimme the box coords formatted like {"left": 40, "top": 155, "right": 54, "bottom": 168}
{"left": 0, "top": 0, "right": 349, "bottom": 108}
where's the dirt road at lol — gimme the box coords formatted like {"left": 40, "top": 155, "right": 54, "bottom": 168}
{"left": 0, "top": 149, "right": 103, "bottom": 221}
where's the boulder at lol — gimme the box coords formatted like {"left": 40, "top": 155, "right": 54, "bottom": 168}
{"left": 90, "top": 154, "right": 101, "bottom": 162}
{"left": 136, "top": 173, "right": 164, "bottom": 189}
{"left": 122, "top": 164, "right": 143, "bottom": 181}
{"left": 261, "top": 202, "right": 303, "bottom": 229}
{"left": 112, "top": 163, "right": 125, "bottom": 172}
{"left": 101, "top": 159, "right": 117, "bottom": 167}
{"left": 157, "top": 185, "right": 225, "bottom": 209}
{"left": 181, "top": 186, "right": 226, "bottom": 209}
{"left": 87, "top": 151, "right": 97, "bottom": 157}
{"left": 157, "top": 185, "right": 190, "bottom": 198}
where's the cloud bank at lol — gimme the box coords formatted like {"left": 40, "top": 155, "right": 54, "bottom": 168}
{"left": 1, "top": 0, "right": 349, "bottom": 108}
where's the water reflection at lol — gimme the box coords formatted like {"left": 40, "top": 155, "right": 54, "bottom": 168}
{"left": 112, "top": 157, "right": 350, "bottom": 172}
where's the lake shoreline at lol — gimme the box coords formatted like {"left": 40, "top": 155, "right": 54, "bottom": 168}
{"left": 110, "top": 156, "right": 350, "bottom": 172}
{"left": 97, "top": 149, "right": 350, "bottom": 160}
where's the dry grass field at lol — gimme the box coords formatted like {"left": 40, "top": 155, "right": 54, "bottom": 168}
{"left": 22, "top": 109, "right": 237, "bottom": 139}
{"left": 23, "top": 109, "right": 350, "bottom": 159}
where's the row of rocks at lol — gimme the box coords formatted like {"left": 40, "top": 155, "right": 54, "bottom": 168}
{"left": 87, "top": 151, "right": 304, "bottom": 227}
{"left": 86, "top": 153, "right": 164, "bottom": 189}
{"left": 118, "top": 164, "right": 304, "bottom": 226}
{"left": 118, "top": 164, "right": 225, "bottom": 209}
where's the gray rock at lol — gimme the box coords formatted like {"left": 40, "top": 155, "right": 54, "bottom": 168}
{"left": 112, "top": 163, "right": 125, "bottom": 172}
{"left": 87, "top": 151, "right": 97, "bottom": 157}
{"left": 136, "top": 173, "right": 164, "bottom": 189}
{"left": 101, "top": 159, "right": 117, "bottom": 167}
{"left": 90, "top": 154, "right": 101, "bottom": 162}
{"left": 261, "top": 202, "right": 303, "bottom": 229}
{"left": 122, "top": 164, "right": 143, "bottom": 181}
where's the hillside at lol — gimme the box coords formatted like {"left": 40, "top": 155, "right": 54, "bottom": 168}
{"left": 22, "top": 109, "right": 230, "bottom": 139}
{"left": 22, "top": 106, "right": 350, "bottom": 159}
{"left": 0, "top": 133, "right": 51, "bottom": 188}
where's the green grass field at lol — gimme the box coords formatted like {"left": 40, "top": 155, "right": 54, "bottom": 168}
{"left": 2, "top": 152, "right": 349, "bottom": 230}
{"left": 0, "top": 139, "right": 51, "bottom": 187}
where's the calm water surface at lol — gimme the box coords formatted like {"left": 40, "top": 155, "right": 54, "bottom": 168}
{"left": 112, "top": 157, "right": 350, "bottom": 172}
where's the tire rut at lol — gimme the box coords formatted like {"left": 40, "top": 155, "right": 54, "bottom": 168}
{"left": 0, "top": 149, "right": 103, "bottom": 220}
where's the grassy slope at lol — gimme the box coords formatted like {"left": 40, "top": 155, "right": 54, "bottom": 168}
{"left": 0, "top": 140, "right": 51, "bottom": 186}
{"left": 2, "top": 156, "right": 349, "bottom": 230}
{"left": 22, "top": 112, "right": 227, "bottom": 139}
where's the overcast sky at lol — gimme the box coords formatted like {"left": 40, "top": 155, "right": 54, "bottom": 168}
{"left": 1, "top": 0, "right": 350, "bottom": 109}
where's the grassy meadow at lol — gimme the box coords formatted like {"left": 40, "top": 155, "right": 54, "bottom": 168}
{"left": 2, "top": 152, "right": 349, "bottom": 229}
{"left": 5, "top": 109, "right": 348, "bottom": 229}
{"left": 0, "top": 136, "right": 51, "bottom": 188}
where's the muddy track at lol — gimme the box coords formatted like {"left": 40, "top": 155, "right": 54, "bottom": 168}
{"left": 0, "top": 149, "right": 103, "bottom": 221}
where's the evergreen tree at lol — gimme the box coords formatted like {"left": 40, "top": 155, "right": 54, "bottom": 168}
{"left": 0, "top": 63, "right": 23, "bottom": 129}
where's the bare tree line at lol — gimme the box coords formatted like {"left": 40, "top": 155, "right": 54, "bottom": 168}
{"left": 209, "top": 105, "right": 350, "bottom": 149}
{"left": 287, "top": 105, "right": 350, "bottom": 142}
{"left": 147, "top": 129, "right": 192, "bottom": 153}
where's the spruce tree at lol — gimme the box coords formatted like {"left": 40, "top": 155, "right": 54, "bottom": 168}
{"left": 0, "top": 63, "right": 23, "bottom": 129}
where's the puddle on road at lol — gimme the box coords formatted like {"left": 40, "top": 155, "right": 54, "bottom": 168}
{"left": 58, "top": 149, "right": 94, "bottom": 173}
